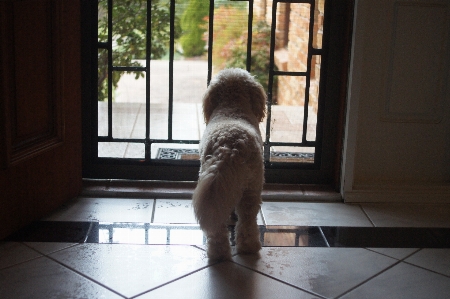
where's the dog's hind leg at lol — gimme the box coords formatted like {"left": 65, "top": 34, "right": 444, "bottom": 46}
{"left": 205, "top": 223, "right": 232, "bottom": 261}
{"left": 235, "top": 191, "right": 262, "bottom": 255}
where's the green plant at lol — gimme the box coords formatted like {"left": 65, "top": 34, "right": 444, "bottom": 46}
{"left": 219, "top": 21, "right": 274, "bottom": 92}
{"left": 97, "top": 0, "right": 172, "bottom": 101}
{"left": 209, "top": 5, "right": 248, "bottom": 68}
{"left": 179, "top": 0, "right": 209, "bottom": 57}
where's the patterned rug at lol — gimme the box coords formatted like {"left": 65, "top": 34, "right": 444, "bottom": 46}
{"left": 156, "top": 148, "right": 314, "bottom": 163}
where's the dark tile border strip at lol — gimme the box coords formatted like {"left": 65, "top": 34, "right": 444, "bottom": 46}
{"left": 5, "top": 221, "right": 450, "bottom": 248}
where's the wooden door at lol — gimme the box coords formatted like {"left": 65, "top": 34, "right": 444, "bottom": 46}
{"left": 0, "top": 0, "right": 82, "bottom": 239}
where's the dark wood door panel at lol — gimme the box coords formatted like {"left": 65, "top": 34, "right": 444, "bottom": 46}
{"left": 0, "top": 0, "right": 82, "bottom": 239}
{"left": 1, "top": 1, "right": 64, "bottom": 167}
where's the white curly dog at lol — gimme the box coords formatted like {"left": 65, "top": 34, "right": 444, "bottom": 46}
{"left": 192, "top": 68, "right": 267, "bottom": 260}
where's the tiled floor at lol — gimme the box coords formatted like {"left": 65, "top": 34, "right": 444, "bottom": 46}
{"left": 1, "top": 196, "right": 450, "bottom": 298}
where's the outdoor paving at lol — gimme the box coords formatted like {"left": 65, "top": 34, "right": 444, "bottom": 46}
{"left": 98, "top": 60, "right": 317, "bottom": 159}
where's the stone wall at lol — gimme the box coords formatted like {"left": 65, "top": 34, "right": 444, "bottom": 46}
{"left": 254, "top": 0, "right": 324, "bottom": 111}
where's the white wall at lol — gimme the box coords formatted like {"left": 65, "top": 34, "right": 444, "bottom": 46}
{"left": 341, "top": 0, "right": 450, "bottom": 202}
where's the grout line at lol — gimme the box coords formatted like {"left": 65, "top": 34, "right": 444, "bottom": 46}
{"left": 334, "top": 259, "right": 403, "bottom": 299}
{"left": 22, "top": 242, "right": 81, "bottom": 257}
{"left": 42, "top": 248, "right": 128, "bottom": 299}
{"left": 318, "top": 226, "right": 330, "bottom": 247}
{"left": 191, "top": 244, "right": 206, "bottom": 252}
{"left": 150, "top": 198, "right": 157, "bottom": 223}
{"left": 128, "top": 262, "right": 220, "bottom": 299}
{"left": 0, "top": 242, "right": 46, "bottom": 271}
{"left": 363, "top": 248, "right": 405, "bottom": 260}
{"left": 402, "top": 260, "right": 450, "bottom": 278}
{"left": 358, "top": 204, "right": 376, "bottom": 227}
{"left": 83, "top": 222, "right": 95, "bottom": 243}
{"left": 260, "top": 207, "right": 267, "bottom": 226}
{"left": 335, "top": 248, "right": 423, "bottom": 299}
{"left": 231, "top": 260, "right": 329, "bottom": 299}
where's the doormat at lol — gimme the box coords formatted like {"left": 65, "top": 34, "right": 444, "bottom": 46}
{"left": 156, "top": 148, "right": 314, "bottom": 163}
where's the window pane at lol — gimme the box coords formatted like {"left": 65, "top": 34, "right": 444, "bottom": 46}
{"left": 274, "top": 3, "right": 310, "bottom": 73}
{"left": 98, "top": 0, "right": 108, "bottom": 43}
{"left": 124, "top": 143, "right": 145, "bottom": 159}
{"left": 270, "top": 146, "right": 315, "bottom": 163}
{"left": 98, "top": 142, "right": 144, "bottom": 159}
{"left": 112, "top": 102, "right": 144, "bottom": 139}
{"left": 312, "top": 0, "right": 325, "bottom": 49}
{"left": 307, "top": 55, "right": 321, "bottom": 142}
{"left": 111, "top": 0, "right": 147, "bottom": 66}
{"left": 98, "top": 101, "right": 108, "bottom": 137}
{"left": 151, "top": 143, "right": 199, "bottom": 160}
{"left": 211, "top": 1, "right": 248, "bottom": 73}
{"left": 170, "top": 229, "right": 204, "bottom": 245}
{"left": 98, "top": 48, "right": 109, "bottom": 102}
{"left": 270, "top": 76, "right": 307, "bottom": 143}
{"left": 113, "top": 227, "right": 146, "bottom": 244}
{"left": 148, "top": 228, "right": 168, "bottom": 244}
{"left": 172, "top": 60, "right": 208, "bottom": 141}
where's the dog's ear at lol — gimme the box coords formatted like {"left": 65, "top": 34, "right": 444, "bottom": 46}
{"left": 202, "top": 87, "right": 216, "bottom": 124}
{"left": 251, "top": 84, "right": 267, "bottom": 123}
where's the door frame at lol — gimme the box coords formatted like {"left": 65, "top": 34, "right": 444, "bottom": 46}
{"left": 82, "top": 0, "right": 354, "bottom": 188}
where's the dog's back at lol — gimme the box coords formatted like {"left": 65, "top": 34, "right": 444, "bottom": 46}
{"left": 192, "top": 68, "right": 266, "bottom": 260}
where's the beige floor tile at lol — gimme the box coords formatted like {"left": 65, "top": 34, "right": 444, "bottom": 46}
{"left": 366, "top": 248, "right": 419, "bottom": 260}
{"left": 153, "top": 199, "right": 265, "bottom": 225}
{"left": 341, "top": 262, "right": 450, "bottom": 299}
{"left": 153, "top": 199, "right": 197, "bottom": 224}
{"left": 44, "top": 197, "right": 154, "bottom": 223}
{"left": 0, "top": 242, "right": 41, "bottom": 269}
{"left": 233, "top": 247, "right": 397, "bottom": 298}
{"left": 361, "top": 204, "right": 450, "bottom": 227}
{"left": 0, "top": 256, "right": 122, "bottom": 298}
{"left": 49, "top": 243, "right": 208, "bottom": 298}
{"left": 24, "top": 242, "right": 78, "bottom": 255}
{"left": 261, "top": 202, "right": 373, "bottom": 226}
{"left": 137, "top": 261, "right": 319, "bottom": 299}
{"left": 405, "top": 249, "right": 450, "bottom": 276}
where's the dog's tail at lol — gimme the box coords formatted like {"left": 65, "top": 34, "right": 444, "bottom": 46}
{"left": 192, "top": 146, "right": 249, "bottom": 234}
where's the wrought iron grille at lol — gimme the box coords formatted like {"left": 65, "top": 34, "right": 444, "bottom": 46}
{"left": 91, "top": 0, "right": 332, "bottom": 180}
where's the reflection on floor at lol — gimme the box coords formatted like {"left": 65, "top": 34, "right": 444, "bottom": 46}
{"left": 1, "top": 197, "right": 450, "bottom": 298}
{"left": 6, "top": 221, "right": 450, "bottom": 249}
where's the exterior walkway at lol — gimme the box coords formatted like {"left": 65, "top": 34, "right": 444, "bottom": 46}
{"left": 99, "top": 60, "right": 317, "bottom": 159}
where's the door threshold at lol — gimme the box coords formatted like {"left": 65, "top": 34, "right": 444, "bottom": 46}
{"left": 81, "top": 179, "right": 342, "bottom": 202}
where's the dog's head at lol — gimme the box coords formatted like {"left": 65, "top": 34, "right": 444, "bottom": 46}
{"left": 202, "top": 68, "right": 267, "bottom": 124}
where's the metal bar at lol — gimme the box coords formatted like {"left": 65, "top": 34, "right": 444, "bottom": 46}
{"left": 310, "top": 48, "right": 323, "bottom": 55}
{"left": 107, "top": 0, "right": 113, "bottom": 139}
{"left": 167, "top": 0, "right": 176, "bottom": 142}
{"left": 98, "top": 42, "right": 108, "bottom": 49}
{"left": 311, "top": 0, "right": 331, "bottom": 168}
{"left": 246, "top": 0, "right": 254, "bottom": 72}
{"left": 273, "top": 70, "right": 308, "bottom": 76}
{"left": 264, "top": 0, "right": 278, "bottom": 163}
{"left": 95, "top": 0, "right": 327, "bottom": 167}
{"left": 301, "top": 0, "right": 315, "bottom": 144}
{"left": 207, "top": 0, "right": 215, "bottom": 84}
{"left": 98, "top": 137, "right": 200, "bottom": 144}
{"left": 112, "top": 66, "right": 147, "bottom": 72}
{"left": 145, "top": 0, "right": 152, "bottom": 160}
{"left": 92, "top": 0, "right": 100, "bottom": 159}
{"left": 277, "top": 0, "right": 311, "bottom": 3}
{"left": 269, "top": 141, "right": 316, "bottom": 147}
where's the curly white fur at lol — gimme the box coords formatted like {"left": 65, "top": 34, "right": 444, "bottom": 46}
{"left": 192, "top": 68, "right": 266, "bottom": 260}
